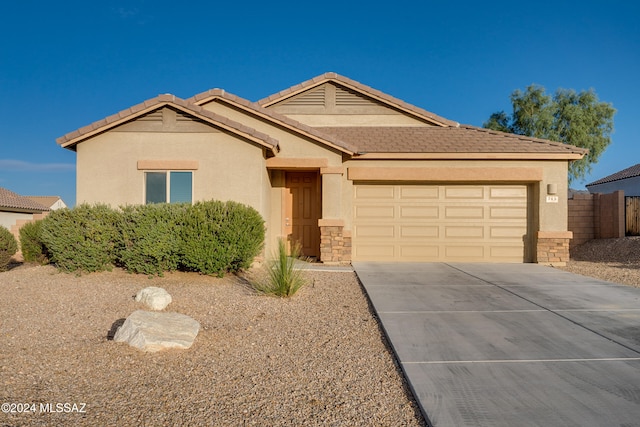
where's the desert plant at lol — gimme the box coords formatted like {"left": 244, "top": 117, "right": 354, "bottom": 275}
{"left": 115, "top": 203, "right": 187, "bottom": 276}
{"left": 19, "top": 220, "right": 48, "bottom": 264}
{"left": 180, "top": 200, "right": 265, "bottom": 276}
{"left": 0, "top": 226, "right": 18, "bottom": 271}
{"left": 40, "top": 204, "right": 120, "bottom": 273}
{"left": 252, "top": 238, "right": 307, "bottom": 297}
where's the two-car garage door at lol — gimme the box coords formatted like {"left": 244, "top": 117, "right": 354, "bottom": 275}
{"left": 352, "top": 184, "right": 529, "bottom": 262}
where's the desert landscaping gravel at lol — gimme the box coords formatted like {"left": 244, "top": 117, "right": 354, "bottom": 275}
{"left": 0, "top": 265, "right": 425, "bottom": 426}
{"left": 2, "top": 237, "right": 638, "bottom": 426}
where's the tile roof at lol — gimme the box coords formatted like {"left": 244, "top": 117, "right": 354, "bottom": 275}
{"left": 317, "top": 126, "right": 589, "bottom": 155}
{"left": 187, "top": 89, "right": 358, "bottom": 154}
{"left": 257, "top": 72, "right": 460, "bottom": 127}
{"left": 57, "top": 94, "right": 280, "bottom": 154}
{"left": 586, "top": 163, "right": 640, "bottom": 187}
{"left": 26, "top": 196, "right": 63, "bottom": 209}
{"left": 0, "top": 187, "right": 50, "bottom": 212}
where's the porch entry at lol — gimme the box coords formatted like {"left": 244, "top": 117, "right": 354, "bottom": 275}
{"left": 284, "top": 171, "right": 321, "bottom": 258}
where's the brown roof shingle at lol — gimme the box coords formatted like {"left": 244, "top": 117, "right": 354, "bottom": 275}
{"left": 0, "top": 187, "right": 50, "bottom": 212}
{"left": 587, "top": 163, "right": 640, "bottom": 187}
{"left": 317, "top": 126, "right": 589, "bottom": 155}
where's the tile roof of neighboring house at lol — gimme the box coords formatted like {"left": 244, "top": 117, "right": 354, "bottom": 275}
{"left": 317, "top": 126, "right": 589, "bottom": 156}
{"left": 257, "top": 72, "right": 460, "bottom": 127}
{"left": 57, "top": 94, "right": 280, "bottom": 154}
{"left": 586, "top": 163, "right": 640, "bottom": 187}
{"left": 26, "top": 196, "right": 63, "bottom": 209}
{"left": 187, "top": 89, "right": 358, "bottom": 154}
{"left": 0, "top": 187, "right": 50, "bottom": 212}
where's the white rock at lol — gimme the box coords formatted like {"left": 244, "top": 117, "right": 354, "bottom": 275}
{"left": 135, "top": 287, "right": 172, "bottom": 310}
{"left": 113, "top": 310, "right": 200, "bottom": 352}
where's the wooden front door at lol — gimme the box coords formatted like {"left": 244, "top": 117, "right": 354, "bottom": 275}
{"left": 285, "top": 172, "right": 321, "bottom": 258}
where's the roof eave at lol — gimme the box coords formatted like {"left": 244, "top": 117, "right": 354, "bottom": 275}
{"left": 353, "top": 152, "right": 586, "bottom": 160}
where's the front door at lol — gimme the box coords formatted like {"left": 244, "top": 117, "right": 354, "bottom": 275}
{"left": 285, "top": 172, "right": 321, "bottom": 258}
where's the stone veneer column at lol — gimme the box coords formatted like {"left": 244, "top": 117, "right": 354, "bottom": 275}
{"left": 536, "top": 231, "right": 572, "bottom": 266}
{"left": 319, "top": 220, "right": 351, "bottom": 264}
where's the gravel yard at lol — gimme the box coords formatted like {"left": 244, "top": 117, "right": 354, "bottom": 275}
{"left": 0, "top": 265, "right": 425, "bottom": 426}
{"left": 559, "top": 237, "right": 640, "bottom": 288}
{"left": 2, "top": 237, "right": 638, "bottom": 426}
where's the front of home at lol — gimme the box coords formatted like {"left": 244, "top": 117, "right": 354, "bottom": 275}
{"left": 57, "top": 73, "right": 586, "bottom": 265}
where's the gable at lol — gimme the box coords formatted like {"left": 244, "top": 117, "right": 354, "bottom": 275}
{"left": 265, "top": 82, "right": 431, "bottom": 127}
{"left": 114, "top": 107, "right": 214, "bottom": 133}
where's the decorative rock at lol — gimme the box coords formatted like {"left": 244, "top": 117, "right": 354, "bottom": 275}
{"left": 113, "top": 310, "right": 200, "bottom": 352}
{"left": 135, "top": 287, "right": 172, "bottom": 310}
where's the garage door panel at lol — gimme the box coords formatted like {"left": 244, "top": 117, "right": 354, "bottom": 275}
{"left": 354, "top": 205, "right": 395, "bottom": 219}
{"left": 400, "top": 245, "right": 440, "bottom": 258}
{"left": 445, "top": 206, "right": 484, "bottom": 219}
{"left": 490, "top": 186, "right": 527, "bottom": 199}
{"left": 354, "top": 185, "right": 395, "bottom": 199}
{"left": 400, "top": 206, "right": 439, "bottom": 218}
{"left": 400, "top": 186, "right": 439, "bottom": 199}
{"left": 445, "top": 226, "right": 484, "bottom": 238}
{"left": 490, "top": 226, "right": 527, "bottom": 238}
{"left": 490, "top": 207, "right": 527, "bottom": 219}
{"left": 400, "top": 225, "right": 439, "bottom": 238}
{"left": 353, "top": 184, "right": 528, "bottom": 262}
{"left": 445, "top": 186, "right": 485, "bottom": 199}
{"left": 354, "top": 225, "right": 395, "bottom": 238}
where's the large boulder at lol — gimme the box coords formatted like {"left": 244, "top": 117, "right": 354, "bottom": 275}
{"left": 135, "top": 287, "right": 172, "bottom": 310}
{"left": 113, "top": 310, "right": 200, "bottom": 352}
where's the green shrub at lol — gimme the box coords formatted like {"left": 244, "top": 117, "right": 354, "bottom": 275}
{"left": 0, "top": 226, "right": 18, "bottom": 271}
{"left": 180, "top": 201, "right": 265, "bottom": 276}
{"left": 19, "top": 220, "right": 48, "bottom": 264}
{"left": 116, "top": 204, "right": 187, "bottom": 275}
{"left": 40, "top": 204, "right": 119, "bottom": 273}
{"left": 252, "top": 238, "right": 306, "bottom": 297}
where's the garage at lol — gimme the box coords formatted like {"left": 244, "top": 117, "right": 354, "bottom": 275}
{"left": 352, "top": 184, "right": 529, "bottom": 262}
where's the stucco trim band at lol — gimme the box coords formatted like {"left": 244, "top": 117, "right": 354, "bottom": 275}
{"left": 137, "top": 160, "right": 199, "bottom": 170}
{"left": 537, "top": 231, "right": 573, "bottom": 239}
{"left": 318, "top": 219, "right": 345, "bottom": 227}
{"left": 266, "top": 158, "right": 328, "bottom": 169}
{"left": 347, "top": 167, "right": 543, "bottom": 182}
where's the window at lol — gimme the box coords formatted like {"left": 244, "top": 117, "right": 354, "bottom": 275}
{"left": 145, "top": 171, "right": 192, "bottom": 204}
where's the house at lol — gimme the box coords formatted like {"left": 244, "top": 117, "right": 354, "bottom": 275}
{"left": 57, "top": 73, "right": 586, "bottom": 265}
{"left": 26, "top": 196, "right": 67, "bottom": 211}
{"left": 586, "top": 163, "right": 640, "bottom": 196}
{"left": 0, "top": 187, "right": 50, "bottom": 245}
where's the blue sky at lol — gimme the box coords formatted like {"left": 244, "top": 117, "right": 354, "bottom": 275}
{"left": 1, "top": 1, "right": 638, "bottom": 206}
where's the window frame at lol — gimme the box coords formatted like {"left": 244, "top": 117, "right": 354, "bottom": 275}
{"left": 144, "top": 170, "right": 194, "bottom": 204}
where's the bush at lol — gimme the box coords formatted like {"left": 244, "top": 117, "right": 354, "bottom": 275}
{"left": 252, "top": 238, "right": 306, "bottom": 297}
{"left": 180, "top": 201, "right": 265, "bottom": 276}
{"left": 0, "top": 226, "right": 18, "bottom": 271}
{"left": 19, "top": 220, "right": 48, "bottom": 264}
{"left": 116, "top": 204, "right": 187, "bottom": 275}
{"left": 40, "top": 204, "right": 120, "bottom": 273}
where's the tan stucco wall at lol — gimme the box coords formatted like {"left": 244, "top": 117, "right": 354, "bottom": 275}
{"left": 76, "top": 128, "right": 274, "bottom": 251}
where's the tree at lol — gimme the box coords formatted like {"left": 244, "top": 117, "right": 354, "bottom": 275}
{"left": 484, "top": 84, "right": 616, "bottom": 183}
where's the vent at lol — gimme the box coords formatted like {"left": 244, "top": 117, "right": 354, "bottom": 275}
{"left": 176, "top": 110, "right": 206, "bottom": 125}
{"left": 335, "top": 86, "right": 377, "bottom": 106}
{"left": 137, "top": 110, "right": 163, "bottom": 121}
{"left": 285, "top": 86, "right": 325, "bottom": 106}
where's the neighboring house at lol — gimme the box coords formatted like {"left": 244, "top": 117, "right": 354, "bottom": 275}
{"left": 0, "top": 187, "right": 50, "bottom": 245}
{"left": 586, "top": 163, "right": 640, "bottom": 196}
{"left": 26, "top": 196, "right": 67, "bottom": 211}
{"left": 57, "top": 73, "right": 586, "bottom": 265}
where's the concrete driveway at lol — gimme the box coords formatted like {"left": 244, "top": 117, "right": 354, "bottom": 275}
{"left": 353, "top": 262, "right": 640, "bottom": 427}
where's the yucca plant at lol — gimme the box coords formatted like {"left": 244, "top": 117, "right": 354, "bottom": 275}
{"left": 253, "top": 238, "right": 306, "bottom": 297}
